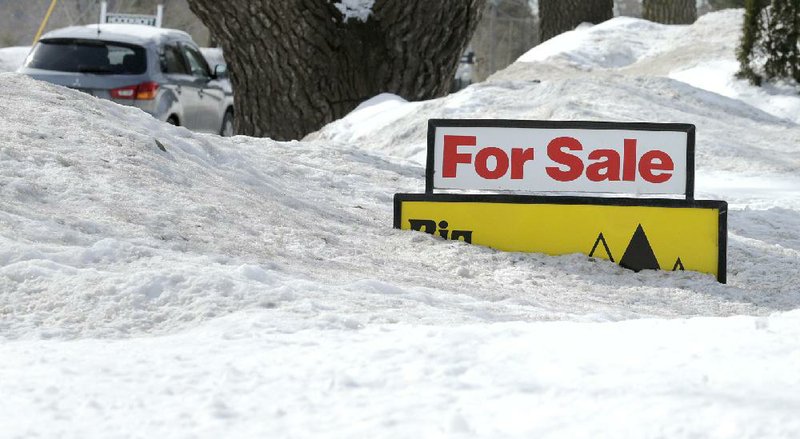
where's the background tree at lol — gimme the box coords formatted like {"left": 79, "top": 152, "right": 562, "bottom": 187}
{"left": 738, "top": 0, "right": 800, "bottom": 85}
{"left": 538, "top": 0, "right": 613, "bottom": 42}
{"left": 470, "top": 0, "right": 537, "bottom": 81}
{"left": 186, "top": 0, "right": 485, "bottom": 140}
{"left": 642, "top": 0, "right": 697, "bottom": 24}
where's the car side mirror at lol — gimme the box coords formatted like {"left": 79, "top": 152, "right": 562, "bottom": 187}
{"left": 213, "top": 64, "right": 228, "bottom": 79}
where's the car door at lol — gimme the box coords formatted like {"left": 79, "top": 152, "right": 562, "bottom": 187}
{"left": 159, "top": 43, "right": 200, "bottom": 129}
{"left": 181, "top": 44, "right": 224, "bottom": 133}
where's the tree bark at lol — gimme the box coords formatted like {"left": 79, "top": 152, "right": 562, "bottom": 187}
{"left": 186, "top": 0, "right": 485, "bottom": 140}
{"left": 539, "top": 0, "right": 613, "bottom": 42}
{"left": 642, "top": 0, "right": 697, "bottom": 24}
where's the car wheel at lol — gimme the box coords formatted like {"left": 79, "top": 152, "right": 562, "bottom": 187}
{"left": 220, "top": 110, "right": 234, "bottom": 137}
{"left": 167, "top": 116, "right": 179, "bottom": 126}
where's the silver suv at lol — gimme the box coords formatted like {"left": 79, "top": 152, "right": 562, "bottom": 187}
{"left": 19, "top": 24, "right": 234, "bottom": 136}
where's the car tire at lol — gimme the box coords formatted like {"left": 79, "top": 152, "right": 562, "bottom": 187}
{"left": 167, "top": 115, "right": 179, "bottom": 126}
{"left": 220, "top": 110, "right": 234, "bottom": 137}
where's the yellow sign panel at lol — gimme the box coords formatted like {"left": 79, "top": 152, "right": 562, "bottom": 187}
{"left": 395, "top": 194, "right": 727, "bottom": 282}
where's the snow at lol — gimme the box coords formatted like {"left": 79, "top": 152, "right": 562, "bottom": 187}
{"left": 334, "top": 0, "right": 375, "bottom": 22}
{"left": 517, "top": 17, "right": 679, "bottom": 68}
{"left": 514, "top": 9, "right": 800, "bottom": 125}
{"left": 3, "top": 312, "right": 800, "bottom": 437}
{"left": 200, "top": 47, "right": 226, "bottom": 69}
{"left": 2, "top": 8, "right": 800, "bottom": 438}
{"left": 670, "top": 60, "right": 800, "bottom": 124}
{"left": 0, "top": 46, "right": 29, "bottom": 73}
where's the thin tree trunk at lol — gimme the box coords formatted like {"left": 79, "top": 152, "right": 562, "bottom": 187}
{"left": 642, "top": 0, "right": 697, "bottom": 24}
{"left": 737, "top": 0, "right": 767, "bottom": 84}
{"left": 539, "top": 0, "right": 613, "bottom": 42}
{"left": 187, "top": 0, "right": 485, "bottom": 140}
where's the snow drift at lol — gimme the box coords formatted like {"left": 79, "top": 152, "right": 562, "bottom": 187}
{"left": 2, "top": 70, "right": 798, "bottom": 340}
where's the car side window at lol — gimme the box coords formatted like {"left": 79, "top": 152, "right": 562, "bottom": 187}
{"left": 160, "top": 44, "right": 189, "bottom": 74}
{"left": 181, "top": 45, "right": 211, "bottom": 79}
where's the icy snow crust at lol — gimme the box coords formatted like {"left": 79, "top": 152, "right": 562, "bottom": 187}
{"left": 2, "top": 9, "right": 800, "bottom": 438}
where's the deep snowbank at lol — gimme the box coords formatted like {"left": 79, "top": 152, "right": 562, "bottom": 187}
{"left": 2, "top": 72, "right": 798, "bottom": 340}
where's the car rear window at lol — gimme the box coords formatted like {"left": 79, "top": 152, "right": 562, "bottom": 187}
{"left": 25, "top": 39, "right": 147, "bottom": 75}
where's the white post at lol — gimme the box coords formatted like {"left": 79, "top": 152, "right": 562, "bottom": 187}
{"left": 100, "top": 1, "right": 107, "bottom": 24}
{"left": 156, "top": 4, "right": 164, "bottom": 27}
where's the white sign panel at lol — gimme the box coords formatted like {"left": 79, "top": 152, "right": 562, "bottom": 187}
{"left": 100, "top": 1, "right": 163, "bottom": 27}
{"left": 106, "top": 14, "right": 158, "bottom": 26}
{"left": 427, "top": 120, "right": 694, "bottom": 198}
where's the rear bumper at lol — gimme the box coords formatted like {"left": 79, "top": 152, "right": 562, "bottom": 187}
{"left": 109, "top": 98, "right": 166, "bottom": 120}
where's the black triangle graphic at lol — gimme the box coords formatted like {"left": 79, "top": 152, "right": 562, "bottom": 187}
{"left": 672, "top": 257, "right": 685, "bottom": 271}
{"left": 589, "top": 233, "right": 614, "bottom": 262}
{"left": 619, "top": 224, "right": 660, "bottom": 272}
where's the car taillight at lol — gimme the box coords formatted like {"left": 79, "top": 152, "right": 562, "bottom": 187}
{"left": 135, "top": 81, "right": 159, "bottom": 100}
{"left": 110, "top": 82, "right": 159, "bottom": 100}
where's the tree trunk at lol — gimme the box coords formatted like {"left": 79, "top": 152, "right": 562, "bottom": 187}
{"left": 642, "top": 0, "right": 697, "bottom": 24}
{"left": 539, "top": 0, "right": 613, "bottom": 42}
{"left": 737, "top": 0, "right": 767, "bottom": 84}
{"left": 186, "top": 0, "right": 485, "bottom": 140}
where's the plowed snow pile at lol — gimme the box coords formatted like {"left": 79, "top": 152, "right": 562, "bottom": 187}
{"left": 1, "top": 10, "right": 799, "bottom": 438}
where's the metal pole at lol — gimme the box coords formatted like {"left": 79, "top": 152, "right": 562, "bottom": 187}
{"left": 32, "top": 0, "right": 60, "bottom": 44}
{"left": 156, "top": 3, "right": 164, "bottom": 28}
{"left": 489, "top": 3, "right": 496, "bottom": 74}
{"left": 100, "top": 1, "right": 108, "bottom": 24}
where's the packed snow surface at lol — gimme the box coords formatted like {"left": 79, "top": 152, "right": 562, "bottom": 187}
{"left": 2, "top": 9, "right": 800, "bottom": 438}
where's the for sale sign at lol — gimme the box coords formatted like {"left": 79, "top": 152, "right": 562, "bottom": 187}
{"left": 99, "top": 1, "right": 163, "bottom": 28}
{"left": 427, "top": 120, "right": 695, "bottom": 198}
{"left": 105, "top": 14, "right": 158, "bottom": 26}
{"left": 398, "top": 118, "right": 726, "bottom": 282}
{"left": 395, "top": 194, "right": 727, "bottom": 282}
